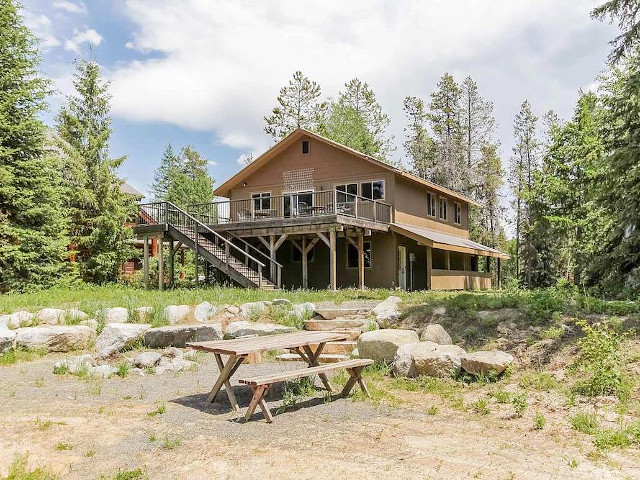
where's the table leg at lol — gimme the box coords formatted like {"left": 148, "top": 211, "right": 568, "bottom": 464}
{"left": 302, "top": 344, "right": 334, "bottom": 392}
{"left": 208, "top": 354, "right": 244, "bottom": 410}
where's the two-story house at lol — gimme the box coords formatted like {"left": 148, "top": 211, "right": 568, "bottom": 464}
{"left": 136, "top": 128, "right": 508, "bottom": 290}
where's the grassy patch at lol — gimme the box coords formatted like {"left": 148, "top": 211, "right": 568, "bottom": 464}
{"left": 116, "top": 361, "right": 130, "bottom": 378}
{"left": 147, "top": 403, "right": 166, "bottom": 417}
{"left": 594, "top": 421, "right": 640, "bottom": 450}
{"left": 533, "top": 412, "right": 546, "bottom": 430}
{"left": 511, "top": 392, "right": 528, "bottom": 417}
{"left": 2, "top": 455, "right": 57, "bottom": 480}
{"left": 161, "top": 434, "right": 182, "bottom": 450}
{"left": 471, "top": 398, "right": 490, "bottom": 415}
{"left": 99, "top": 468, "right": 148, "bottom": 480}
{"left": 0, "top": 347, "right": 46, "bottom": 366}
{"left": 518, "top": 371, "right": 559, "bottom": 391}
{"left": 53, "top": 443, "right": 72, "bottom": 451}
{"left": 569, "top": 411, "right": 599, "bottom": 434}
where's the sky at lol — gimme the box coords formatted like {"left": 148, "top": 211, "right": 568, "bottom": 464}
{"left": 22, "top": 0, "right": 619, "bottom": 200}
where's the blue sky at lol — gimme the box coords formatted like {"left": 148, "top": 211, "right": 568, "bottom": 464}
{"left": 22, "top": 0, "right": 618, "bottom": 200}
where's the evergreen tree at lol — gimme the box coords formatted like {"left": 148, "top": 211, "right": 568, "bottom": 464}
{"left": 264, "top": 71, "right": 328, "bottom": 139}
{"left": 460, "top": 76, "right": 496, "bottom": 172}
{"left": 472, "top": 143, "right": 503, "bottom": 248}
{"left": 150, "top": 144, "right": 180, "bottom": 201}
{"left": 318, "top": 102, "right": 378, "bottom": 157}
{"left": 56, "top": 59, "right": 136, "bottom": 284}
{"left": 0, "top": 0, "right": 69, "bottom": 292}
{"left": 509, "top": 100, "right": 539, "bottom": 286}
{"left": 337, "top": 78, "right": 395, "bottom": 160}
{"left": 165, "top": 146, "right": 215, "bottom": 208}
{"left": 403, "top": 96, "right": 438, "bottom": 178}
{"left": 592, "top": 0, "right": 640, "bottom": 62}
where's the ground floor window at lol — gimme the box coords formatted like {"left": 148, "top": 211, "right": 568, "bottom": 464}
{"left": 336, "top": 183, "right": 358, "bottom": 203}
{"left": 347, "top": 241, "right": 371, "bottom": 268}
{"left": 432, "top": 248, "right": 447, "bottom": 269}
{"left": 450, "top": 251, "right": 465, "bottom": 270}
{"left": 292, "top": 245, "right": 315, "bottom": 262}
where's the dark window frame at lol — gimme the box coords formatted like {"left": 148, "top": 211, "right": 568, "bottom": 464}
{"left": 347, "top": 241, "right": 372, "bottom": 269}
{"left": 302, "top": 140, "right": 310, "bottom": 155}
{"left": 251, "top": 192, "right": 271, "bottom": 211}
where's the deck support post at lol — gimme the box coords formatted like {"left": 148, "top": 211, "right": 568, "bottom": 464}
{"left": 497, "top": 258, "right": 502, "bottom": 289}
{"left": 445, "top": 250, "right": 451, "bottom": 270}
{"left": 358, "top": 230, "right": 365, "bottom": 290}
{"left": 426, "top": 246, "right": 432, "bottom": 290}
{"left": 143, "top": 235, "right": 149, "bottom": 289}
{"left": 329, "top": 229, "right": 337, "bottom": 291}
{"left": 158, "top": 237, "right": 164, "bottom": 291}
{"left": 168, "top": 241, "right": 175, "bottom": 288}
{"left": 302, "top": 236, "right": 308, "bottom": 289}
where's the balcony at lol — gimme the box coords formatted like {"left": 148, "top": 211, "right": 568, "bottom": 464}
{"left": 188, "top": 190, "right": 392, "bottom": 231}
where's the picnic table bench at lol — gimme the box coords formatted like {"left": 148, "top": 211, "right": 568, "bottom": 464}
{"left": 187, "top": 331, "right": 374, "bottom": 423}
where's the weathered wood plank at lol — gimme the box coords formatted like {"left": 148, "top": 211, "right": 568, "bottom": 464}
{"left": 238, "top": 359, "right": 373, "bottom": 386}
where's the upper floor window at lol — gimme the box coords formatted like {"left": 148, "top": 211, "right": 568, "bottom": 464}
{"left": 439, "top": 197, "right": 448, "bottom": 220}
{"left": 302, "top": 140, "right": 310, "bottom": 154}
{"left": 360, "top": 180, "right": 385, "bottom": 200}
{"left": 252, "top": 192, "right": 271, "bottom": 211}
{"left": 454, "top": 202, "right": 461, "bottom": 224}
{"left": 336, "top": 183, "right": 357, "bottom": 203}
{"left": 427, "top": 193, "right": 436, "bottom": 217}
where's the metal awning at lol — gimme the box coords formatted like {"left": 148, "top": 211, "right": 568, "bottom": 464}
{"left": 391, "top": 223, "right": 510, "bottom": 259}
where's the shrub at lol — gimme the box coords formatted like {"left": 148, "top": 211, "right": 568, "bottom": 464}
{"left": 511, "top": 392, "right": 527, "bottom": 417}
{"left": 533, "top": 412, "right": 546, "bottom": 430}
{"left": 472, "top": 398, "right": 490, "bottom": 415}
{"left": 571, "top": 320, "right": 631, "bottom": 400}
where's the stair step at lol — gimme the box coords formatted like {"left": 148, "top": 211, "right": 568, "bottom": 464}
{"left": 304, "top": 318, "right": 368, "bottom": 331}
{"left": 332, "top": 328, "right": 362, "bottom": 341}
{"left": 275, "top": 353, "right": 351, "bottom": 363}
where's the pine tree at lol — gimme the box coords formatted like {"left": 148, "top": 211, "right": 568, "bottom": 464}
{"left": 150, "top": 144, "right": 180, "bottom": 201}
{"left": 56, "top": 59, "right": 136, "bottom": 284}
{"left": 472, "top": 143, "right": 503, "bottom": 248}
{"left": 337, "top": 78, "right": 395, "bottom": 160}
{"left": 318, "top": 102, "right": 378, "bottom": 157}
{"left": 428, "top": 73, "right": 466, "bottom": 190}
{"left": 165, "top": 146, "right": 215, "bottom": 208}
{"left": 403, "top": 96, "right": 437, "bottom": 178}
{"left": 592, "top": 0, "right": 640, "bottom": 62}
{"left": 264, "top": 71, "right": 328, "bottom": 139}
{"left": 509, "top": 100, "right": 539, "bottom": 286}
{"left": 0, "top": 0, "right": 69, "bottom": 292}
{"left": 460, "top": 76, "right": 496, "bottom": 173}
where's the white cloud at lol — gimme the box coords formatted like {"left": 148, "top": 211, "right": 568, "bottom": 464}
{"left": 108, "top": 0, "right": 616, "bottom": 158}
{"left": 22, "top": 12, "right": 60, "bottom": 49}
{"left": 53, "top": 1, "right": 86, "bottom": 14}
{"left": 236, "top": 153, "right": 253, "bottom": 166}
{"left": 207, "top": 160, "right": 218, "bottom": 167}
{"left": 64, "top": 27, "right": 103, "bottom": 53}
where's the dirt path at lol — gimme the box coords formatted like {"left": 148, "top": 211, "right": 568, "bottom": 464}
{"left": 1, "top": 355, "right": 638, "bottom": 479}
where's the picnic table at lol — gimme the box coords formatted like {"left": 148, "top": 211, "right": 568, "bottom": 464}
{"left": 187, "top": 330, "right": 350, "bottom": 411}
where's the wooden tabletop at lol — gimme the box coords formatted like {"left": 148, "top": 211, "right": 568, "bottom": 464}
{"left": 187, "top": 331, "right": 350, "bottom": 356}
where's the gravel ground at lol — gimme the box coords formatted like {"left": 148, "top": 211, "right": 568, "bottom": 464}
{"left": 1, "top": 353, "right": 639, "bottom": 479}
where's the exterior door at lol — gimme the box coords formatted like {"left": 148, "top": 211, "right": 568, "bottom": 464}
{"left": 283, "top": 191, "right": 313, "bottom": 217}
{"left": 398, "top": 246, "right": 407, "bottom": 290}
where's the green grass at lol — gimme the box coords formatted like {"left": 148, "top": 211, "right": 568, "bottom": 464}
{"left": 53, "top": 443, "right": 72, "bottom": 451}
{"left": 533, "top": 412, "right": 546, "bottom": 430}
{"left": 569, "top": 411, "right": 600, "bottom": 434}
{"left": 1, "top": 455, "right": 57, "bottom": 480}
{"left": 593, "top": 421, "right": 640, "bottom": 450}
{"left": 518, "top": 371, "right": 560, "bottom": 391}
{"left": 511, "top": 392, "right": 528, "bottom": 417}
{"left": 0, "top": 347, "right": 46, "bottom": 366}
{"left": 99, "top": 468, "right": 148, "bottom": 480}
{"left": 147, "top": 403, "right": 166, "bottom": 417}
{"left": 471, "top": 398, "right": 490, "bottom": 415}
{"left": 160, "top": 434, "right": 182, "bottom": 450}
{"left": 116, "top": 361, "right": 130, "bottom": 378}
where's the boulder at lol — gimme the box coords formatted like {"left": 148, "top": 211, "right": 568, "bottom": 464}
{"left": 161, "top": 346, "right": 184, "bottom": 360}
{"left": 89, "top": 364, "right": 118, "bottom": 378}
{"left": 420, "top": 324, "right": 452, "bottom": 345}
{"left": 94, "top": 323, "right": 150, "bottom": 358}
{"left": 143, "top": 324, "right": 222, "bottom": 348}
{"left": 163, "top": 305, "right": 194, "bottom": 324}
{"left": 272, "top": 298, "right": 292, "bottom": 306}
{"left": 80, "top": 319, "right": 99, "bottom": 331}
{"left": 36, "top": 308, "right": 66, "bottom": 325}
{"left": 315, "top": 307, "right": 363, "bottom": 320}
{"left": 372, "top": 296, "right": 402, "bottom": 323}
{"left": 134, "top": 351, "right": 161, "bottom": 368}
{"left": 135, "top": 307, "right": 153, "bottom": 321}
{"left": 225, "top": 321, "right": 295, "bottom": 339}
{"left": 0, "top": 326, "right": 16, "bottom": 353}
{"left": 291, "top": 302, "right": 315, "bottom": 319}
{"left": 3, "top": 311, "right": 35, "bottom": 328}
{"left": 155, "top": 359, "right": 196, "bottom": 374}
{"left": 412, "top": 342, "right": 466, "bottom": 378}
{"left": 66, "top": 309, "right": 89, "bottom": 322}
{"left": 15, "top": 325, "right": 95, "bottom": 352}
{"left": 194, "top": 301, "right": 217, "bottom": 323}
{"left": 102, "top": 307, "right": 129, "bottom": 324}
{"left": 461, "top": 350, "right": 514, "bottom": 377}
{"left": 357, "top": 329, "right": 419, "bottom": 363}
{"left": 54, "top": 354, "right": 96, "bottom": 374}
{"left": 226, "top": 305, "right": 240, "bottom": 315}
{"left": 304, "top": 317, "right": 369, "bottom": 331}
{"left": 240, "top": 301, "right": 270, "bottom": 318}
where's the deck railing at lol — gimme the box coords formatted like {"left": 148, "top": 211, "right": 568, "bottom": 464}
{"left": 188, "top": 190, "right": 392, "bottom": 226}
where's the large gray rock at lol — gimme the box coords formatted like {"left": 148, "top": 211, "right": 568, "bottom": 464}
{"left": 194, "top": 301, "right": 217, "bottom": 322}
{"left": 89, "top": 364, "right": 118, "bottom": 378}
{"left": 461, "top": 350, "right": 514, "bottom": 377}
{"left": 102, "top": 307, "right": 129, "bottom": 324}
{"left": 314, "top": 307, "right": 364, "bottom": 320}
{"left": 2, "top": 311, "right": 35, "bottom": 329}
{"left": 239, "top": 301, "right": 270, "bottom": 318}
{"left": 225, "top": 321, "right": 295, "bottom": 339}
{"left": 155, "top": 359, "right": 196, "bottom": 374}
{"left": 143, "top": 324, "right": 222, "bottom": 348}
{"left": 420, "top": 324, "right": 452, "bottom": 345}
{"left": 66, "top": 309, "right": 89, "bottom": 322}
{"left": 372, "top": 296, "right": 402, "bottom": 323}
{"left": 357, "top": 329, "right": 419, "bottom": 363}
{"left": 163, "top": 305, "right": 194, "bottom": 324}
{"left": 15, "top": 325, "right": 95, "bottom": 352}
{"left": 0, "top": 326, "right": 16, "bottom": 353}
{"left": 36, "top": 308, "right": 66, "bottom": 325}
{"left": 412, "top": 342, "right": 466, "bottom": 378}
{"left": 54, "top": 354, "right": 96, "bottom": 374}
{"left": 135, "top": 306, "right": 153, "bottom": 322}
{"left": 95, "top": 323, "right": 150, "bottom": 358}
{"left": 291, "top": 302, "right": 315, "bottom": 319}
{"left": 134, "top": 351, "right": 161, "bottom": 368}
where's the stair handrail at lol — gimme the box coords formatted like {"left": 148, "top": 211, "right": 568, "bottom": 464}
{"left": 139, "top": 202, "right": 267, "bottom": 270}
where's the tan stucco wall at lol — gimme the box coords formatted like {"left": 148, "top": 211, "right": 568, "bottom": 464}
{"left": 431, "top": 269, "right": 491, "bottom": 290}
{"left": 393, "top": 177, "right": 470, "bottom": 238}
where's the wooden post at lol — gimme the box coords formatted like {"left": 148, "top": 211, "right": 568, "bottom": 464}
{"left": 497, "top": 258, "right": 502, "bottom": 289}
{"left": 302, "top": 237, "right": 308, "bottom": 289}
{"left": 143, "top": 235, "right": 149, "bottom": 289}
{"left": 329, "top": 229, "right": 337, "bottom": 291}
{"left": 169, "top": 241, "right": 175, "bottom": 288}
{"left": 445, "top": 250, "right": 451, "bottom": 270}
{"left": 426, "top": 246, "right": 432, "bottom": 290}
{"left": 357, "top": 230, "right": 365, "bottom": 290}
{"left": 269, "top": 235, "right": 276, "bottom": 281}
{"left": 158, "top": 237, "right": 164, "bottom": 291}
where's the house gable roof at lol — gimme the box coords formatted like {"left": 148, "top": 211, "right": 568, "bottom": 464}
{"left": 213, "top": 128, "right": 480, "bottom": 206}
